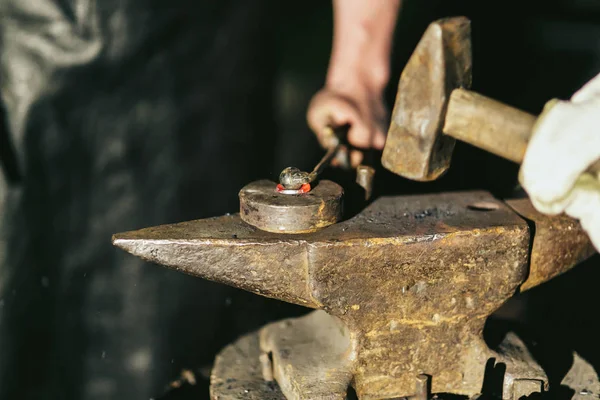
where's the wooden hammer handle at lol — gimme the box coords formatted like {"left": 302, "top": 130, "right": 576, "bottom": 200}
{"left": 443, "top": 88, "right": 536, "bottom": 164}
{"left": 444, "top": 88, "right": 600, "bottom": 177}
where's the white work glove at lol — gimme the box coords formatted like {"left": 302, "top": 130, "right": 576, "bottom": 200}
{"left": 519, "top": 72, "right": 600, "bottom": 251}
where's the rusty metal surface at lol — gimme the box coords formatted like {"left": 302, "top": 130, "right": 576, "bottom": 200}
{"left": 114, "top": 191, "right": 541, "bottom": 398}
{"left": 113, "top": 192, "right": 597, "bottom": 399}
{"left": 210, "top": 331, "right": 285, "bottom": 400}
{"left": 381, "top": 17, "right": 472, "bottom": 181}
{"left": 259, "top": 310, "right": 353, "bottom": 400}
{"left": 211, "top": 313, "right": 548, "bottom": 400}
{"left": 239, "top": 179, "right": 344, "bottom": 234}
{"left": 494, "top": 332, "right": 547, "bottom": 399}
{"left": 562, "top": 353, "right": 600, "bottom": 400}
{"left": 212, "top": 336, "right": 600, "bottom": 400}
{"left": 506, "top": 198, "right": 596, "bottom": 291}
{"left": 113, "top": 212, "right": 320, "bottom": 307}
{"left": 356, "top": 165, "right": 376, "bottom": 201}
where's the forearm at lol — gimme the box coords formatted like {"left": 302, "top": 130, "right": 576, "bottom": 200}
{"left": 327, "top": 0, "right": 401, "bottom": 94}
{"left": 307, "top": 0, "right": 400, "bottom": 151}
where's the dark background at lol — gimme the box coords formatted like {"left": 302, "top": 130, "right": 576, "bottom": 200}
{"left": 0, "top": 0, "right": 599, "bottom": 399}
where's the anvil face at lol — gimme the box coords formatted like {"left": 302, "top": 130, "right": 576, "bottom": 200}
{"left": 113, "top": 191, "right": 593, "bottom": 399}
{"left": 112, "top": 191, "right": 527, "bottom": 310}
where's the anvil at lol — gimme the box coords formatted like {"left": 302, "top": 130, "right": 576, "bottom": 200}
{"left": 113, "top": 191, "right": 594, "bottom": 399}
{"left": 113, "top": 14, "right": 598, "bottom": 399}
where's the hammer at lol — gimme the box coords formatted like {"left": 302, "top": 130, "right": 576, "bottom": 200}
{"left": 381, "top": 16, "right": 599, "bottom": 181}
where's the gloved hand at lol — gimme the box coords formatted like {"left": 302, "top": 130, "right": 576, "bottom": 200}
{"left": 519, "top": 72, "right": 600, "bottom": 250}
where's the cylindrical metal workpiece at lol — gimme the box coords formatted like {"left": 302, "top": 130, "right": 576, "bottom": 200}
{"left": 416, "top": 374, "right": 430, "bottom": 400}
{"left": 356, "top": 165, "right": 376, "bottom": 200}
{"left": 239, "top": 179, "right": 343, "bottom": 234}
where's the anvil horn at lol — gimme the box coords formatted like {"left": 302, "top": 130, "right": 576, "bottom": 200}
{"left": 112, "top": 215, "right": 320, "bottom": 308}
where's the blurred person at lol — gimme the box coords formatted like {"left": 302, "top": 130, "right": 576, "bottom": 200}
{"left": 0, "top": 1, "right": 285, "bottom": 399}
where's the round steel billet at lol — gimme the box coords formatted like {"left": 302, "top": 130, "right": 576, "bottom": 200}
{"left": 239, "top": 179, "right": 343, "bottom": 234}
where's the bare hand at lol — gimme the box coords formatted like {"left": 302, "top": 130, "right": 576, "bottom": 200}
{"left": 306, "top": 87, "right": 387, "bottom": 166}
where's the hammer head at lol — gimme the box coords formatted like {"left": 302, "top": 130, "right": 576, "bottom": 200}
{"left": 382, "top": 17, "right": 472, "bottom": 181}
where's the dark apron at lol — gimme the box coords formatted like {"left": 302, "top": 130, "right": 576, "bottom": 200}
{"left": 0, "top": 1, "right": 289, "bottom": 399}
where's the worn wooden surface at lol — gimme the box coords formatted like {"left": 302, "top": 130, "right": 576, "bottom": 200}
{"left": 444, "top": 88, "right": 536, "bottom": 163}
